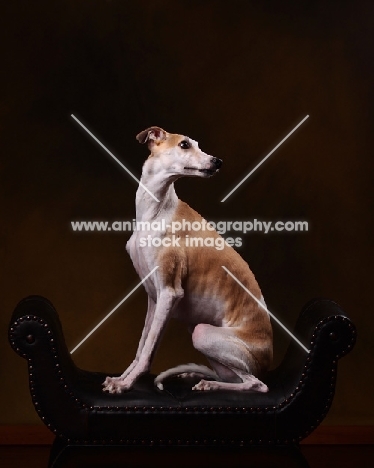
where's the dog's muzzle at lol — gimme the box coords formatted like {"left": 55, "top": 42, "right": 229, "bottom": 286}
{"left": 184, "top": 157, "right": 223, "bottom": 176}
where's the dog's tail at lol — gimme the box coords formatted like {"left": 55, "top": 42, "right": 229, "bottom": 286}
{"left": 155, "top": 363, "right": 218, "bottom": 390}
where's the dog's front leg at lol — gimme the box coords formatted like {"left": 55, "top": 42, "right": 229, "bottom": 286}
{"left": 102, "top": 296, "right": 156, "bottom": 390}
{"left": 133, "top": 296, "right": 157, "bottom": 362}
{"left": 103, "top": 288, "right": 182, "bottom": 393}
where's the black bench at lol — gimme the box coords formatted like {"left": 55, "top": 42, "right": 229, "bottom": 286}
{"left": 8, "top": 296, "right": 356, "bottom": 467}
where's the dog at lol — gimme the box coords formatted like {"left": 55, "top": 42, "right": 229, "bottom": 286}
{"left": 103, "top": 127, "right": 273, "bottom": 394}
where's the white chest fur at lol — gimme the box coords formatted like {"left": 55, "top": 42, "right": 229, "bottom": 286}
{"left": 126, "top": 183, "right": 179, "bottom": 301}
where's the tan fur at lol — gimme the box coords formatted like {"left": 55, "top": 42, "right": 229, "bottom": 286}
{"left": 156, "top": 200, "right": 273, "bottom": 375}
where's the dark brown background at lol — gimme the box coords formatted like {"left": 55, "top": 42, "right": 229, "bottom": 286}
{"left": 1, "top": 0, "right": 373, "bottom": 425}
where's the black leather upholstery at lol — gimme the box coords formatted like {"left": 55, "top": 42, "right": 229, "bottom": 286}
{"left": 8, "top": 296, "right": 356, "bottom": 464}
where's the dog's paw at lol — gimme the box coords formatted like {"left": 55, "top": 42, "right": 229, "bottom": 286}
{"left": 192, "top": 379, "right": 214, "bottom": 391}
{"left": 251, "top": 380, "right": 269, "bottom": 393}
{"left": 102, "top": 376, "right": 130, "bottom": 394}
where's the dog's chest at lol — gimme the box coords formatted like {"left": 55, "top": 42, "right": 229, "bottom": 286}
{"left": 126, "top": 212, "right": 174, "bottom": 298}
{"left": 126, "top": 226, "right": 163, "bottom": 269}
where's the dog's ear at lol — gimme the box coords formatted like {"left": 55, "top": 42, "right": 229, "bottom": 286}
{"left": 136, "top": 127, "right": 167, "bottom": 145}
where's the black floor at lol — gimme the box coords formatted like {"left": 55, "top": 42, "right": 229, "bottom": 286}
{"left": 1, "top": 445, "right": 373, "bottom": 468}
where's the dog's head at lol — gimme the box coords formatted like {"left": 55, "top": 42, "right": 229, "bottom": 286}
{"left": 136, "top": 126, "right": 222, "bottom": 178}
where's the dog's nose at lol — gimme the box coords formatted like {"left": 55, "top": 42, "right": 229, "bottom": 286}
{"left": 212, "top": 157, "right": 223, "bottom": 169}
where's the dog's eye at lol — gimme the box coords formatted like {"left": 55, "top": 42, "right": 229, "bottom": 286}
{"left": 179, "top": 140, "right": 191, "bottom": 150}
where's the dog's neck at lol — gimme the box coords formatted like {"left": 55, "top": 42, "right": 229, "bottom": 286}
{"left": 135, "top": 168, "right": 179, "bottom": 222}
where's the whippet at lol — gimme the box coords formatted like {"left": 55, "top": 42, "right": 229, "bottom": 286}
{"left": 103, "top": 127, "right": 273, "bottom": 393}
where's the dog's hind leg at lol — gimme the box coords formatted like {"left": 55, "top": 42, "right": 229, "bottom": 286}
{"left": 190, "top": 323, "right": 271, "bottom": 392}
